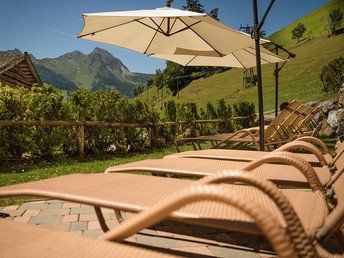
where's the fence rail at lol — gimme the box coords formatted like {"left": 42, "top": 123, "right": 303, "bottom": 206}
{"left": 0, "top": 115, "right": 251, "bottom": 157}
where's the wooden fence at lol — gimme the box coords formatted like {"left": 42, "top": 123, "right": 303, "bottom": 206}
{"left": 0, "top": 115, "right": 251, "bottom": 157}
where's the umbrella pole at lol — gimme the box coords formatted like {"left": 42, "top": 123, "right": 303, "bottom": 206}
{"left": 252, "top": 0, "right": 265, "bottom": 151}
{"left": 275, "top": 47, "right": 279, "bottom": 117}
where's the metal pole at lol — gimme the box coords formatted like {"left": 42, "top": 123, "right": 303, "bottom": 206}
{"left": 252, "top": 0, "right": 265, "bottom": 151}
{"left": 275, "top": 47, "right": 279, "bottom": 117}
{"left": 177, "top": 77, "right": 179, "bottom": 99}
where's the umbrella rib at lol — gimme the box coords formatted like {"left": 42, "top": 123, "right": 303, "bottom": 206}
{"left": 145, "top": 17, "right": 169, "bottom": 36}
{"left": 177, "top": 17, "right": 223, "bottom": 57}
{"left": 185, "top": 56, "right": 197, "bottom": 66}
{"left": 143, "top": 18, "right": 166, "bottom": 54}
{"left": 168, "top": 19, "right": 202, "bottom": 36}
{"left": 78, "top": 18, "right": 146, "bottom": 38}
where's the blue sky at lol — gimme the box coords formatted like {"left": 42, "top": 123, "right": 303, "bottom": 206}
{"left": 0, "top": 0, "right": 332, "bottom": 74}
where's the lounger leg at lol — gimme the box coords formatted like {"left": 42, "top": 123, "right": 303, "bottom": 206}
{"left": 114, "top": 209, "right": 125, "bottom": 224}
{"left": 191, "top": 141, "right": 197, "bottom": 150}
{"left": 94, "top": 206, "right": 110, "bottom": 232}
{"left": 196, "top": 140, "right": 202, "bottom": 150}
{"left": 174, "top": 140, "right": 181, "bottom": 152}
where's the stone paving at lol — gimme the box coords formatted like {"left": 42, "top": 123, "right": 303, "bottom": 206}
{"left": 1, "top": 199, "right": 276, "bottom": 257}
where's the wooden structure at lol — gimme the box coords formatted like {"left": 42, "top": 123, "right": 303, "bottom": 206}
{"left": 0, "top": 52, "right": 42, "bottom": 88}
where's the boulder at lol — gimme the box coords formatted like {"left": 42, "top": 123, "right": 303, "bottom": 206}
{"left": 313, "top": 111, "right": 325, "bottom": 124}
{"left": 306, "top": 101, "right": 319, "bottom": 107}
{"left": 336, "top": 108, "right": 344, "bottom": 123}
{"left": 336, "top": 122, "right": 344, "bottom": 137}
{"left": 327, "top": 110, "right": 338, "bottom": 129}
{"left": 339, "top": 83, "right": 344, "bottom": 108}
{"left": 323, "top": 125, "right": 335, "bottom": 136}
{"left": 320, "top": 100, "right": 338, "bottom": 116}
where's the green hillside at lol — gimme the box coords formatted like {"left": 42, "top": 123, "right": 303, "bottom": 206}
{"left": 144, "top": 0, "right": 344, "bottom": 112}
{"left": 268, "top": 0, "right": 344, "bottom": 47}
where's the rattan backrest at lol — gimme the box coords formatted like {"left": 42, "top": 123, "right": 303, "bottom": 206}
{"left": 265, "top": 99, "right": 302, "bottom": 140}
{"left": 297, "top": 106, "right": 322, "bottom": 131}
{"left": 270, "top": 104, "right": 310, "bottom": 140}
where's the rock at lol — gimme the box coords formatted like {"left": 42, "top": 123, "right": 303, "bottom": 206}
{"left": 336, "top": 109, "right": 344, "bottom": 123}
{"left": 264, "top": 114, "right": 275, "bottom": 125}
{"left": 339, "top": 83, "right": 344, "bottom": 108}
{"left": 336, "top": 122, "right": 344, "bottom": 136}
{"left": 306, "top": 101, "right": 319, "bottom": 107}
{"left": 327, "top": 110, "right": 338, "bottom": 129}
{"left": 320, "top": 100, "right": 338, "bottom": 115}
{"left": 313, "top": 111, "right": 325, "bottom": 124}
{"left": 323, "top": 125, "right": 335, "bottom": 136}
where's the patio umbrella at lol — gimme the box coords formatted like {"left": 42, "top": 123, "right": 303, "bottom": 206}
{"left": 148, "top": 46, "right": 286, "bottom": 68}
{"left": 78, "top": 6, "right": 272, "bottom": 150}
{"left": 78, "top": 7, "right": 268, "bottom": 56}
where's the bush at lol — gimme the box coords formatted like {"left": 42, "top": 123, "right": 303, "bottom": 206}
{"left": 233, "top": 101, "right": 256, "bottom": 129}
{"left": 320, "top": 57, "right": 344, "bottom": 93}
{"left": 0, "top": 84, "right": 256, "bottom": 158}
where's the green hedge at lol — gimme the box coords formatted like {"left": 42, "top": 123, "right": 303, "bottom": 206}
{"left": 0, "top": 85, "right": 255, "bottom": 158}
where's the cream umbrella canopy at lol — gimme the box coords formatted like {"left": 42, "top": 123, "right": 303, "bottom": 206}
{"left": 148, "top": 46, "right": 286, "bottom": 68}
{"left": 77, "top": 7, "right": 268, "bottom": 56}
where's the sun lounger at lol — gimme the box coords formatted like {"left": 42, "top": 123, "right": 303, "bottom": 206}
{"left": 0, "top": 218, "right": 177, "bottom": 258}
{"left": 174, "top": 99, "right": 302, "bottom": 152}
{"left": 165, "top": 136, "right": 337, "bottom": 167}
{"left": 1, "top": 154, "right": 343, "bottom": 256}
{"left": 105, "top": 139, "right": 344, "bottom": 190}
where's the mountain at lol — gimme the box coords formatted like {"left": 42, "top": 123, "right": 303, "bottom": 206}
{"left": 1, "top": 48, "right": 154, "bottom": 98}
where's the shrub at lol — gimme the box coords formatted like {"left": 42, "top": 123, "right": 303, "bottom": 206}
{"left": 216, "top": 99, "right": 234, "bottom": 133}
{"left": 233, "top": 101, "right": 256, "bottom": 129}
{"left": 320, "top": 57, "right": 344, "bottom": 93}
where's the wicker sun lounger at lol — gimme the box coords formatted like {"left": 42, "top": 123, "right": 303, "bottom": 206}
{"left": 105, "top": 140, "right": 344, "bottom": 189}
{"left": 174, "top": 99, "right": 302, "bottom": 152}
{"left": 0, "top": 158, "right": 343, "bottom": 257}
{"left": 164, "top": 136, "right": 340, "bottom": 168}
{"left": 0, "top": 219, "right": 177, "bottom": 258}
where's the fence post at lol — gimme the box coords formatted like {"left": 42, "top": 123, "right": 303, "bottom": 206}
{"left": 78, "top": 124, "right": 85, "bottom": 157}
{"left": 149, "top": 126, "right": 155, "bottom": 147}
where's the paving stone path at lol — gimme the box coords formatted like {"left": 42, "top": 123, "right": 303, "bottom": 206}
{"left": 1, "top": 199, "right": 274, "bottom": 257}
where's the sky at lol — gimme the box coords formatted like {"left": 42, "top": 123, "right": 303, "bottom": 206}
{"left": 0, "top": 0, "right": 332, "bottom": 74}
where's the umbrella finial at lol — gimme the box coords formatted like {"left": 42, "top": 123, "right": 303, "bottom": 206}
{"left": 167, "top": 0, "right": 174, "bottom": 7}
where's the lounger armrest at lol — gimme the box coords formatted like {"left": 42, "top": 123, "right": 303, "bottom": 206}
{"left": 211, "top": 129, "right": 259, "bottom": 149}
{"left": 100, "top": 183, "right": 300, "bottom": 257}
{"left": 296, "top": 136, "right": 330, "bottom": 155}
{"left": 241, "top": 151, "right": 325, "bottom": 193}
{"left": 198, "top": 170, "right": 316, "bottom": 256}
{"left": 274, "top": 140, "right": 328, "bottom": 167}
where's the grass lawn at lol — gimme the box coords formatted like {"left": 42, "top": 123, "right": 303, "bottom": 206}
{"left": 0, "top": 134, "right": 338, "bottom": 207}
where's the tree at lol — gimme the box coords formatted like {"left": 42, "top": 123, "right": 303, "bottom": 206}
{"left": 259, "top": 30, "right": 266, "bottom": 39}
{"left": 328, "top": 7, "right": 343, "bottom": 35}
{"left": 163, "top": 61, "right": 187, "bottom": 93}
{"left": 146, "top": 78, "right": 154, "bottom": 99}
{"left": 153, "top": 69, "right": 164, "bottom": 89}
{"left": 182, "top": 0, "right": 205, "bottom": 13}
{"left": 291, "top": 22, "right": 307, "bottom": 42}
{"left": 208, "top": 8, "right": 219, "bottom": 21}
